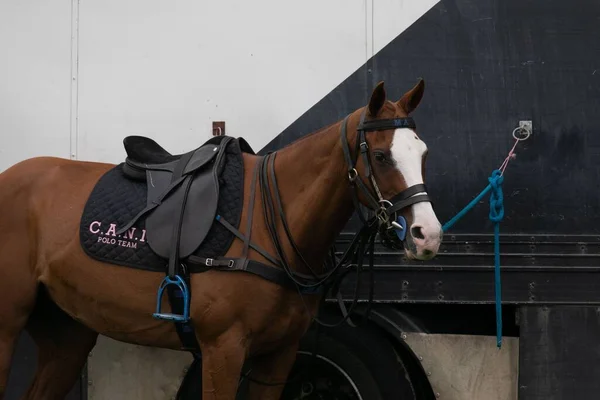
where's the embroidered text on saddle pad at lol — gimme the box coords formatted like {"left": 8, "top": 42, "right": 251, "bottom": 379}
{"left": 79, "top": 140, "right": 245, "bottom": 272}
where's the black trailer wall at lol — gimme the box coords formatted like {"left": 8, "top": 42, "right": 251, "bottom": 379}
{"left": 261, "top": 0, "right": 600, "bottom": 237}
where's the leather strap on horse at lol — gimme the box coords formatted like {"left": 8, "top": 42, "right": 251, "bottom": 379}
{"left": 166, "top": 265, "right": 201, "bottom": 356}
{"left": 339, "top": 111, "right": 433, "bottom": 226}
{"left": 168, "top": 106, "right": 436, "bottom": 382}
{"left": 172, "top": 106, "right": 433, "bottom": 387}
{"left": 167, "top": 150, "right": 194, "bottom": 278}
{"left": 165, "top": 150, "right": 202, "bottom": 355}
{"left": 385, "top": 184, "right": 431, "bottom": 215}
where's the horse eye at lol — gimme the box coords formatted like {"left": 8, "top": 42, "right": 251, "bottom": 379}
{"left": 374, "top": 151, "right": 387, "bottom": 163}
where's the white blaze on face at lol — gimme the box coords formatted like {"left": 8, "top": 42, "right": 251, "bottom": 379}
{"left": 390, "top": 128, "right": 442, "bottom": 253}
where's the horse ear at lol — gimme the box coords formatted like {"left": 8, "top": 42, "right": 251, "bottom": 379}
{"left": 397, "top": 79, "right": 425, "bottom": 115}
{"left": 368, "top": 81, "right": 386, "bottom": 117}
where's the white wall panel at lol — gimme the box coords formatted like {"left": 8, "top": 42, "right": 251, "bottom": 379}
{"left": 404, "top": 333, "right": 519, "bottom": 400}
{"left": 0, "top": 0, "right": 441, "bottom": 169}
{"left": 0, "top": 1, "right": 72, "bottom": 171}
{"left": 76, "top": 0, "right": 368, "bottom": 163}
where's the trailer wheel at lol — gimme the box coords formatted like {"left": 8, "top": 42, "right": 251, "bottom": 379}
{"left": 280, "top": 326, "right": 416, "bottom": 400}
{"left": 177, "top": 326, "right": 416, "bottom": 400}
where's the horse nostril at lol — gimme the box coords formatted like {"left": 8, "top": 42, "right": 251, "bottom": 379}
{"left": 411, "top": 226, "right": 425, "bottom": 240}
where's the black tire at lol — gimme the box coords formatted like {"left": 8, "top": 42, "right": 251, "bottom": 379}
{"left": 279, "top": 324, "right": 416, "bottom": 400}
{"left": 279, "top": 331, "right": 382, "bottom": 400}
{"left": 177, "top": 324, "right": 416, "bottom": 400}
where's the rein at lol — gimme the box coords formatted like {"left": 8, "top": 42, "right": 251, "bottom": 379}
{"left": 257, "top": 108, "right": 433, "bottom": 304}
{"left": 239, "top": 108, "right": 434, "bottom": 387}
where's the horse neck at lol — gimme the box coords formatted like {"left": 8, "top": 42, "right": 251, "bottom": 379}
{"left": 270, "top": 117, "right": 358, "bottom": 273}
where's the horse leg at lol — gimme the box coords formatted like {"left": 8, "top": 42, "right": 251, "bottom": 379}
{"left": 0, "top": 334, "right": 17, "bottom": 400}
{"left": 21, "top": 289, "right": 98, "bottom": 400}
{"left": 0, "top": 258, "right": 38, "bottom": 398}
{"left": 245, "top": 342, "right": 300, "bottom": 400}
{"left": 200, "top": 329, "right": 248, "bottom": 400}
{"left": 0, "top": 325, "right": 29, "bottom": 400}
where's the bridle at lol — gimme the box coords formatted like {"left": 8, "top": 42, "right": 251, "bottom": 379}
{"left": 340, "top": 108, "right": 433, "bottom": 249}
{"left": 257, "top": 106, "right": 436, "bottom": 293}
{"left": 241, "top": 105, "right": 436, "bottom": 387}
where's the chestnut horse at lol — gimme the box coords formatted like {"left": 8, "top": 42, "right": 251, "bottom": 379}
{"left": 0, "top": 80, "right": 442, "bottom": 399}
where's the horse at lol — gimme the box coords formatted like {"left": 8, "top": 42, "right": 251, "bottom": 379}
{"left": 0, "top": 79, "right": 442, "bottom": 400}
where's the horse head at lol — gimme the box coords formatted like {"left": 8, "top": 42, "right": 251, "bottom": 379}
{"left": 342, "top": 79, "right": 442, "bottom": 261}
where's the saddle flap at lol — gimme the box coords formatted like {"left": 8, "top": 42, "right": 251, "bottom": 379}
{"left": 145, "top": 151, "right": 221, "bottom": 259}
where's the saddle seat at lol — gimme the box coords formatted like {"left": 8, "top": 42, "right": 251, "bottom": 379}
{"left": 123, "top": 135, "right": 256, "bottom": 169}
{"left": 123, "top": 135, "right": 182, "bottom": 165}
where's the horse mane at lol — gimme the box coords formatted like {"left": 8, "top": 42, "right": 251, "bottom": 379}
{"left": 276, "top": 115, "right": 350, "bottom": 153}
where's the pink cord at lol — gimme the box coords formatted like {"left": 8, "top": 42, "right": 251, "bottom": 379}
{"left": 498, "top": 138, "right": 520, "bottom": 175}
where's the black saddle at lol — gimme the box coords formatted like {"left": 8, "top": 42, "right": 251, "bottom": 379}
{"left": 112, "top": 134, "right": 257, "bottom": 348}
{"left": 117, "top": 135, "right": 255, "bottom": 268}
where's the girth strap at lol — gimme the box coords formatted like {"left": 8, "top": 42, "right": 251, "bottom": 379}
{"left": 186, "top": 256, "right": 321, "bottom": 294}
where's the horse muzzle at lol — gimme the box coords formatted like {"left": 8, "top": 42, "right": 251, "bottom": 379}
{"left": 403, "top": 223, "right": 443, "bottom": 261}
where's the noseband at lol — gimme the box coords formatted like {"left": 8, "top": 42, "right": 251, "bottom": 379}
{"left": 340, "top": 110, "right": 432, "bottom": 248}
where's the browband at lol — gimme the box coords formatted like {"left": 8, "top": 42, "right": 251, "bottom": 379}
{"left": 357, "top": 117, "right": 416, "bottom": 132}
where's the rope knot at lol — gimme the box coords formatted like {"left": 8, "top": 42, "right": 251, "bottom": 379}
{"left": 488, "top": 169, "right": 504, "bottom": 223}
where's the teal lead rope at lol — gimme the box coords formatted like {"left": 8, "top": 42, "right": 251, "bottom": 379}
{"left": 488, "top": 171, "right": 505, "bottom": 349}
{"left": 419, "top": 126, "right": 530, "bottom": 348}
{"left": 441, "top": 170, "right": 505, "bottom": 348}
{"left": 442, "top": 169, "right": 504, "bottom": 348}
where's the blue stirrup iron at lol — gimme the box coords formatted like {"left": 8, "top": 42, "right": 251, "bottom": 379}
{"left": 153, "top": 275, "right": 191, "bottom": 322}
